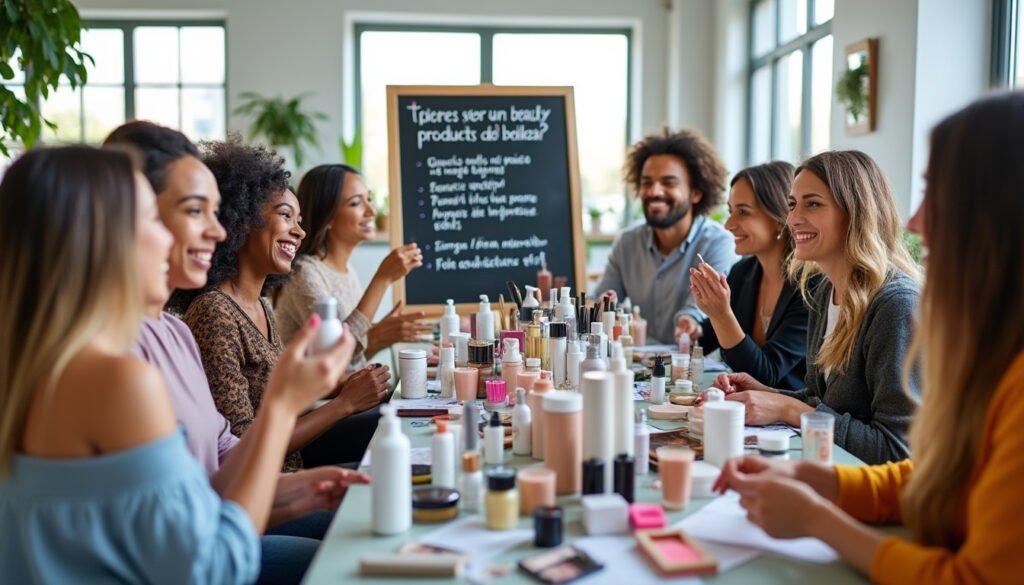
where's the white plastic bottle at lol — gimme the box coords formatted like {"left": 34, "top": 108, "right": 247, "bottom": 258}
{"left": 589, "top": 322, "right": 608, "bottom": 360}
{"left": 440, "top": 298, "right": 460, "bottom": 345}
{"left": 311, "top": 296, "right": 344, "bottom": 354}
{"left": 459, "top": 452, "right": 485, "bottom": 513}
{"left": 650, "top": 356, "right": 667, "bottom": 404}
{"left": 609, "top": 343, "right": 635, "bottom": 458}
{"left": 439, "top": 345, "right": 456, "bottom": 399}
{"left": 475, "top": 294, "right": 495, "bottom": 342}
{"left": 484, "top": 411, "right": 504, "bottom": 466}
{"left": 689, "top": 342, "right": 704, "bottom": 392}
{"left": 512, "top": 387, "right": 532, "bottom": 456}
{"left": 431, "top": 421, "right": 456, "bottom": 489}
{"left": 370, "top": 405, "right": 410, "bottom": 535}
{"left": 634, "top": 410, "right": 650, "bottom": 475}
{"left": 548, "top": 322, "right": 568, "bottom": 388}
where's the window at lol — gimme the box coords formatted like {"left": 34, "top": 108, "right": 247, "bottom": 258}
{"left": 26, "top": 21, "right": 226, "bottom": 144}
{"left": 992, "top": 0, "right": 1024, "bottom": 87}
{"left": 355, "top": 25, "right": 632, "bottom": 230}
{"left": 747, "top": 0, "right": 833, "bottom": 165}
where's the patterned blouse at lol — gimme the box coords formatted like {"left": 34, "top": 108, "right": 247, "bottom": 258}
{"left": 184, "top": 289, "right": 302, "bottom": 472}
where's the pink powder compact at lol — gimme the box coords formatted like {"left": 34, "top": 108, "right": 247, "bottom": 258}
{"left": 628, "top": 504, "right": 666, "bottom": 531}
{"left": 635, "top": 529, "right": 717, "bottom": 577}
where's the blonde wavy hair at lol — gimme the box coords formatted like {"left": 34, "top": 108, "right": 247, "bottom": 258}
{"left": 788, "top": 151, "right": 919, "bottom": 375}
{"left": 902, "top": 93, "right": 1024, "bottom": 548}
{"left": 0, "top": 146, "right": 143, "bottom": 474}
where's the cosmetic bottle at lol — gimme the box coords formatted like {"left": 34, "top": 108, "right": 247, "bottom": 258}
{"left": 689, "top": 342, "right": 704, "bottom": 392}
{"left": 537, "top": 252, "right": 553, "bottom": 303}
{"left": 475, "top": 295, "right": 495, "bottom": 342}
{"left": 485, "top": 469, "right": 519, "bottom": 530}
{"left": 459, "top": 452, "right": 484, "bottom": 513}
{"left": 501, "top": 338, "right": 523, "bottom": 405}
{"left": 579, "top": 334, "right": 608, "bottom": 380}
{"left": 512, "top": 388, "right": 532, "bottom": 456}
{"left": 529, "top": 374, "right": 554, "bottom": 460}
{"left": 440, "top": 298, "right": 460, "bottom": 345}
{"left": 522, "top": 285, "right": 540, "bottom": 323}
{"left": 468, "top": 341, "right": 495, "bottom": 399}
{"left": 635, "top": 410, "right": 650, "bottom": 475}
{"left": 589, "top": 322, "right": 608, "bottom": 359}
{"left": 311, "top": 296, "right": 344, "bottom": 354}
{"left": 463, "top": 400, "right": 480, "bottom": 454}
{"left": 548, "top": 322, "right": 568, "bottom": 388}
{"left": 484, "top": 411, "right": 504, "bottom": 466}
{"left": 543, "top": 391, "right": 583, "bottom": 495}
{"left": 371, "top": 405, "right": 411, "bottom": 535}
{"left": 525, "top": 311, "right": 544, "bottom": 362}
{"left": 582, "top": 371, "right": 614, "bottom": 494}
{"left": 431, "top": 421, "right": 456, "bottom": 489}
{"left": 631, "top": 306, "right": 647, "bottom": 347}
{"left": 650, "top": 356, "right": 667, "bottom": 404}
{"left": 609, "top": 343, "right": 635, "bottom": 459}
{"left": 439, "top": 345, "right": 456, "bottom": 399}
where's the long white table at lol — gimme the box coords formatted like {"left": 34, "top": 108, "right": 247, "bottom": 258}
{"left": 303, "top": 374, "right": 871, "bottom": 584}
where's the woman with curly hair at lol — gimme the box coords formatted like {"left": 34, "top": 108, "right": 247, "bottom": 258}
{"left": 594, "top": 127, "right": 739, "bottom": 344}
{"left": 174, "top": 136, "right": 387, "bottom": 472}
{"left": 713, "top": 150, "right": 920, "bottom": 464}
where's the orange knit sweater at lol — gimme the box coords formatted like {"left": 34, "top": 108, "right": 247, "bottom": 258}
{"left": 834, "top": 352, "right": 1024, "bottom": 584}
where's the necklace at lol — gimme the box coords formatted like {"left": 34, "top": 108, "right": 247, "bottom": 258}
{"left": 759, "top": 305, "right": 772, "bottom": 334}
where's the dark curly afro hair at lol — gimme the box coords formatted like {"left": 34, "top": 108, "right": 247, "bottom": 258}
{"left": 167, "top": 133, "right": 291, "bottom": 314}
{"left": 623, "top": 127, "right": 727, "bottom": 217}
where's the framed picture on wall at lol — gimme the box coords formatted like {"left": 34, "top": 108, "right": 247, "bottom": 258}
{"left": 838, "top": 38, "right": 878, "bottom": 135}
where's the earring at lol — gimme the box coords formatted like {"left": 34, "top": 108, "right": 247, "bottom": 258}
{"left": 775, "top": 231, "right": 783, "bottom": 241}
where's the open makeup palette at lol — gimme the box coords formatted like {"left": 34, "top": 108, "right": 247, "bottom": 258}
{"left": 635, "top": 529, "right": 718, "bottom": 577}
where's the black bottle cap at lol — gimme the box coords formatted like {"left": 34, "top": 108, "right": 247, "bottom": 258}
{"left": 487, "top": 468, "right": 516, "bottom": 491}
{"left": 653, "top": 356, "right": 665, "bottom": 377}
{"left": 614, "top": 454, "right": 636, "bottom": 503}
{"left": 489, "top": 411, "right": 501, "bottom": 427}
{"left": 582, "top": 458, "right": 605, "bottom": 495}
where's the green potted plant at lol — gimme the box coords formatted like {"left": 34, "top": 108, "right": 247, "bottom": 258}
{"left": 233, "top": 91, "right": 326, "bottom": 167}
{"left": 836, "top": 62, "right": 869, "bottom": 123}
{"left": 0, "top": 0, "right": 91, "bottom": 155}
{"left": 586, "top": 205, "right": 604, "bottom": 235}
{"left": 339, "top": 126, "right": 362, "bottom": 169}
{"left": 373, "top": 191, "right": 389, "bottom": 234}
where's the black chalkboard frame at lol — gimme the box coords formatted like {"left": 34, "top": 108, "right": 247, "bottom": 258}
{"left": 386, "top": 84, "right": 585, "bottom": 316}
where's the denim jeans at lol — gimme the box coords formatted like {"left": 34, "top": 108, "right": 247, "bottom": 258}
{"left": 258, "top": 511, "right": 336, "bottom": 584}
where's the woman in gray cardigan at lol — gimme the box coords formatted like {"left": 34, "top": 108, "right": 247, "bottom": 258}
{"left": 713, "top": 150, "right": 920, "bottom": 465}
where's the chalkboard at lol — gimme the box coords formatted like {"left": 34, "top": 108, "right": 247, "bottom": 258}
{"left": 387, "top": 85, "right": 585, "bottom": 315}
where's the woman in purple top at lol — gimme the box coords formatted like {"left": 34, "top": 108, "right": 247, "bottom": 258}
{"left": 106, "top": 122, "right": 369, "bottom": 584}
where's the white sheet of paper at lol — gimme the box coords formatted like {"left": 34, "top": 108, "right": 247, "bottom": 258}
{"left": 416, "top": 516, "right": 533, "bottom": 579}
{"left": 677, "top": 493, "right": 839, "bottom": 564}
{"left": 390, "top": 397, "right": 460, "bottom": 411}
{"left": 359, "top": 446, "right": 432, "bottom": 468}
{"left": 744, "top": 424, "right": 799, "bottom": 439}
{"left": 572, "top": 535, "right": 703, "bottom": 585}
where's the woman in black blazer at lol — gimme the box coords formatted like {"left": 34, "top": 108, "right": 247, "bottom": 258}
{"left": 676, "top": 161, "right": 808, "bottom": 390}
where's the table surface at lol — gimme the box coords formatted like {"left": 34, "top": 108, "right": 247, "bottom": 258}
{"left": 303, "top": 371, "right": 870, "bottom": 585}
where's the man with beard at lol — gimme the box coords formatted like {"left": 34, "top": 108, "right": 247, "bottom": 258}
{"left": 595, "top": 128, "right": 738, "bottom": 344}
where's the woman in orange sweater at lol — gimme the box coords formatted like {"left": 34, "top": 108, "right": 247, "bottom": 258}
{"left": 713, "top": 91, "right": 1024, "bottom": 584}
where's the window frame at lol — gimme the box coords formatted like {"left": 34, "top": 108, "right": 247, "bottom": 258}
{"left": 746, "top": 0, "right": 832, "bottom": 165}
{"left": 352, "top": 22, "right": 634, "bottom": 226}
{"left": 42, "top": 18, "right": 229, "bottom": 143}
{"left": 991, "top": 0, "right": 1019, "bottom": 87}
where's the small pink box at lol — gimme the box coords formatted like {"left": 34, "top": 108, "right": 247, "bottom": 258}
{"left": 628, "top": 503, "right": 667, "bottom": 531}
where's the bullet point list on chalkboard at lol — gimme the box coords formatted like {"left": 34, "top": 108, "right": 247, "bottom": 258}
{"left": 418, "top": 187, "right": 424, "bottom": 193}
{"left": 419, "top": 212, "right": 426, "bottom": 219}
{"left": 416, "top": 161, "right": 422, "bottom": 167}
{"left": 418, "top": 200, "right": 424, "bottom": 206}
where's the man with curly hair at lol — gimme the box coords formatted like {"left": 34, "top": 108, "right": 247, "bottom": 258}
{"left": 595, "top": 128, "right": 739, "bottom": 344}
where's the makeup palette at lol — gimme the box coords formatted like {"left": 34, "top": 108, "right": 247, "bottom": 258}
{"left": 635, "top": 529, "right": 717, "bottom": 577}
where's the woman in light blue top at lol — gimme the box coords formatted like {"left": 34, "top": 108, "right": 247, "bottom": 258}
{"left": 0, "top": 146, "right": 358, "bottom": 584}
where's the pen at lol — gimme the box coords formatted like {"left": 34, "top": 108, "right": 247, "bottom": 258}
{"left": 697, "top": 253, "right": 708, "bottom": 267}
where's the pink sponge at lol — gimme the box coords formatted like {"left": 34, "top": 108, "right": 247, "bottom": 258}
{"left": 628, "top": 504, "right": 667, "bottom": 530}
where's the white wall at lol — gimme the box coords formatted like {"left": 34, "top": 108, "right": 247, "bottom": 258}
{"left": 76, "top": 0, "right": 714, "bottom": 169}
{"left": 830, "top": 0, "right": 990, "bottom": 217}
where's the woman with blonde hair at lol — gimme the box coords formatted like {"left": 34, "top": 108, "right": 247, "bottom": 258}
{"left": 713, "top": 150, "right": 920, "bottom": 464}
{"left": 0, "top": 146, "right": 357, "bottom": 583}
{"left": 714, "top": 91, "right": 1024, "bottom": 584}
